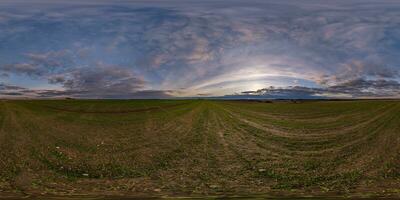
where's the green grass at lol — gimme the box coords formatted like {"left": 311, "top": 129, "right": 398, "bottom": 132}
{"left": 0, "top": 99, "right": 399, "bottom": 198}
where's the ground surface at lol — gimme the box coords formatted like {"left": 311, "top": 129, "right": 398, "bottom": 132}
{"left": 0, "top": 99, "right": 399, "bottom": 199}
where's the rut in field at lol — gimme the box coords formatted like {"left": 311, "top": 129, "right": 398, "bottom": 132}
{"left": 0, "top": 100, "right": 400, "bottom": 196}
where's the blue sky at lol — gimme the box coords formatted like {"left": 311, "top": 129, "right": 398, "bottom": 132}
{"left": 1, "top": 0, "right": 400, "bottom": 98}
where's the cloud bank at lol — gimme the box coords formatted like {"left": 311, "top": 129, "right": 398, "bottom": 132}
{"left": 234, "top": 79, "right": 400, "bottom": 99}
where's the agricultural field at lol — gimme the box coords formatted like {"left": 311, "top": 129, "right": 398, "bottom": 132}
{"left": 0, "top": 99, "right": 400, "bottom": 199}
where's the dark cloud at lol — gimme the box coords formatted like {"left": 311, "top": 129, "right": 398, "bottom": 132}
{"left": 31, "top": 89, "right": 173, "bottom": 99}
{"left": 32, "top": 89, "right": 83, "bottom": 98}
{"left": 0, "top": 60, "right": 173, "bottom": 98}
{"left": 232, "top": 78, "right": 400, "bottom": 99}
{"left": 0, "top": 50, "right": 73, "bottom": 76}
{"left": 0, "top": 82, "right": 172, "bottom": 99}
{"left": 1, "top": 63, "right": 40, "bottom": 76}
{"left": 235, "top": 86, "right": 327, "bottom": 99}
{"left": 0, "top": 92, "right": 23, "bottom": 96}
{"left": 0, "top": 83, "right": 30, "bottom": 98}
{"left": 317, "top": 60, "right": 399, "bottom": 85}
{"left": 0, "top": 83, "right": 26, "bottom": 91}
{"left": 0, "top": 52, "right": 171, "bottom": 98}
{"left": 1, "top": 51, "right": 152, "bottom": 98}
{"left": 0, "top": 73, "right": 8, "bottom": 77}
{"left": 328, "top": 79, "right": 400, "bottom": 97}
{"left": 50, "top": 63, "right": 145, "bottom": 97}
{"left": 117, "top": 90, "right": 173, "bottom": 99}
{"left": 196, "top": 93, "right": 212, "bottom": 96}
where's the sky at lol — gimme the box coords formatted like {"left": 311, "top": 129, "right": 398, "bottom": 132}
{"left": 1, "top": 0, "right": 400, "bottom": 99}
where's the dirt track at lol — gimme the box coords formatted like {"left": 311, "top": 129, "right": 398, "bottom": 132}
{"left": 42, "top": 103, "right": 188, "bottom": 114}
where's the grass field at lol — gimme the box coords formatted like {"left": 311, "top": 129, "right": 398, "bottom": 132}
{"left": 0, "top": 99, "right": 400, "bottom": 198}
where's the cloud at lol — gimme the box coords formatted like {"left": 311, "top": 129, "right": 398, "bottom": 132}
{"left": 0, "top": 73, "right": 8, "bottom": 77}
{"left": 0, "top": 83, "right": 26, "bottom": 91}
{"left": 0, "top": 49, "right": 154, "bottom": 98}
{"left": 0, "top": 92, "right": 23, "bottom": 96}
{"left": 0, "top": 50, "right": 73, "bottom": 76}
{"left": 50, "top": 63, "right": 146, "bottom": 98}
{"left": 30, "top": 89, "right": 173, "bottom": 99}
{"left": 234, "top": 86, "right": 330, "bottom": 99}
{"left": 327, "top": 78, "right": 400, "bottom": 97}
{"left": 231, "top": 78, "right": 400, "bottom": 99}
{"left": 0, "top": 83, "right": 30, "bottom": 98}
{"left": 1, "top": 63, "right": 41, "bottom": 76}
{"left": 0, "top": 82, "right": 173, "bottom": 99}
{"left": 120, "top": 90, "right": 173, "bottom": 99}
{"left": 1, "top": 1, "right": 400, "bottom": 98}
{"left": 316, "top": 60, "right": 399, "bottom": 85}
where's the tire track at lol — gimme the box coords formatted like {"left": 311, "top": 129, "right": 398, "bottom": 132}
{"left": 42, "top": 102, "right": 189, "bottom": 114}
